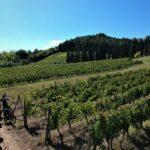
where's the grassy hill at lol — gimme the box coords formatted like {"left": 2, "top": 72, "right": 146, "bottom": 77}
{"left": 37, "top": 52, "right": 67, "bottom": 64}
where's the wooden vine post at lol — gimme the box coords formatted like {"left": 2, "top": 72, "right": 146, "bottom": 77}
{"left": 0, "top": 121, "right": 3, "bottom": 149}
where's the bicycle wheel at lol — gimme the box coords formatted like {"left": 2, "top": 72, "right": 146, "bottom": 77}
{"left": 10, "top": 116, "right": 16, "bottom": 126}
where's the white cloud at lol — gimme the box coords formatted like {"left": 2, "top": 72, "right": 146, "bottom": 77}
{"left": 43, "top": 40, "right": 63, "bottom": 50}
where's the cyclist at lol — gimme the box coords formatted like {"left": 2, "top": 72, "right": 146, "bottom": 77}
{"left": 1, "top": 93, "right": 11, "bottom": 116}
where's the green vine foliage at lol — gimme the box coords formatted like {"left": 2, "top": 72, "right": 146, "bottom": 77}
{"left": 27, "top": 68, "right": 150, "bottom": 148}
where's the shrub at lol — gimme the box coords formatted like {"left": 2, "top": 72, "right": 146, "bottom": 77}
{"left": 134, "top": 52, "right": 141, "bottom": 58}
{"left": 134, "top": 60, "right": 143, "bottom": 65}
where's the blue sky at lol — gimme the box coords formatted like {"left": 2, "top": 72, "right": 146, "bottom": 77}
{"left": 0, "top": 0, "right": 150, "bottom": 51}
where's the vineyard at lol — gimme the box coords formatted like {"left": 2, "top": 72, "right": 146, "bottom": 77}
{"left": 1, "top": 1, "right": 150, "bottom": 149}
{"left": 0, "top": 56, "right": 135, "bottom": 86}
{"left": 14, "top": 68, "right": 150, "bottom": 149}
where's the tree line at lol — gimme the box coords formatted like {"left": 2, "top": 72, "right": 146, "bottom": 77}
{"left": 58, "top": 33, "right": 150, "bottom": 63}
{"left": 0, "top": 48, "right": 58, "bottom": 67}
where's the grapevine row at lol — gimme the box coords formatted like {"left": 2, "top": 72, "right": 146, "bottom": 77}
{"left": 0, "top": 58, "right": 134, "bottom": 86}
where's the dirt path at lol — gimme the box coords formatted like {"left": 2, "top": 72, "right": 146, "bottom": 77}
{"left": 0, "top": 125, "right": 33, "bottom": 150}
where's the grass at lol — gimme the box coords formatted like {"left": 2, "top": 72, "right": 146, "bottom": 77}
{"left": 0, "top": 59, "right": 7, "bottom": 65}
{"left": 37, "top": 52, "right": 67, "bottom": 64}
{"left": 0, "top": 56, "right": 150, "bottom": 99}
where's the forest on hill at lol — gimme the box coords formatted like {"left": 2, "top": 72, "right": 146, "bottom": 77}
{"left": 58, "top": 33, "right": 150, "bottom": 62}
{"left": 1, "top": 33, "right": 150, "bottom": 67}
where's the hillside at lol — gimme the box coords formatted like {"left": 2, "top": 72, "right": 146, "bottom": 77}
{"left": 0, "top": 52, "right": 136, "bottom": 87}
{"left": 0, "top": 53, "right": 150, "bottom": 150}
{"left": 37, "top": 52, "right": 67, "bottom": 64}
{"left": 0, "top": 55, "right": 149, "bottom": 97}
{"left": 0, "top": 55, "right": 149, "bottom": 150}
{"left": 0, "top": 52, "right": 150, "bottom": 149}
